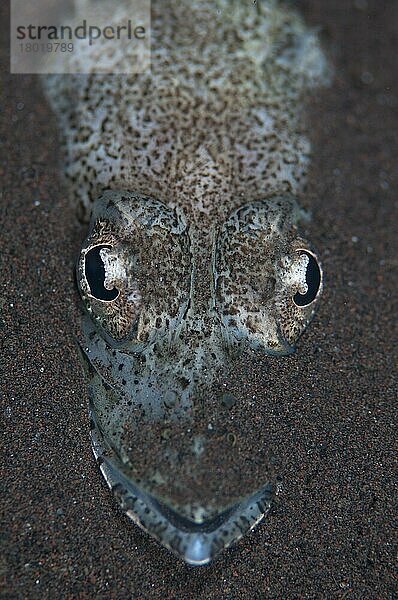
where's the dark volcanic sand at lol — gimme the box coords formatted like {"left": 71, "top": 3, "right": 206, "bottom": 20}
{"left": 1, "top": 1, "right": 397, "bottom": 598}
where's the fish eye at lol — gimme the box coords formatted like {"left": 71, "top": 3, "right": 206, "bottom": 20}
{"left": 293, "top": 250, "right": 321, "bottom": 307}
{"left": 84, "top": 245, "right": 119, "bottom": 301}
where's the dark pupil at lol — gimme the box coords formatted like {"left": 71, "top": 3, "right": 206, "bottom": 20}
{"left": 293, "top": 251, "right": 321, "bottom": 307}
{"left": 84, "top": 245, "right": 119, "bottom": 301}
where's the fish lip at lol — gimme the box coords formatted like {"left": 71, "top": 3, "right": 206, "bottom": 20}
{"left": 90, "top": 409, "right": 274, "bottom": 565}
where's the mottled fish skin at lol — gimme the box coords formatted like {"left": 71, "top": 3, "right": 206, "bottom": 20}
{"left": 43, "top": 0, "right": 330, "bottom": 564}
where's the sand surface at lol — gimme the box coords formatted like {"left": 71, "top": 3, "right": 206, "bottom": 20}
{"left": 1, "top": 1, "right": 397, "bottom": 597}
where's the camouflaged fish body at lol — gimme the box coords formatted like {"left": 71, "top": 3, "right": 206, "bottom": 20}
{"left": 44, "top": 0, "right": 330, "bottom": 564}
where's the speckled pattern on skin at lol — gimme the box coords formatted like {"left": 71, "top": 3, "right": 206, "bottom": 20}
{"left": 42, "top": 0, "right": 331, "bottom": 564}
{"left": 1, "top": 0, "right": 397, "bottom": 594}
{"left": 44, "top": 1, "right": 330, "bottom": 223}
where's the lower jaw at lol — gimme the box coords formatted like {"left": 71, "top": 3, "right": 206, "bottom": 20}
{"left": 90, "top": 409, "right": 274, "bottom": 565}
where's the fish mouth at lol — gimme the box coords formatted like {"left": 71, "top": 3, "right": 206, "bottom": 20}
{"left": 90, "top": 408, "right": 274, "bottom": 566}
